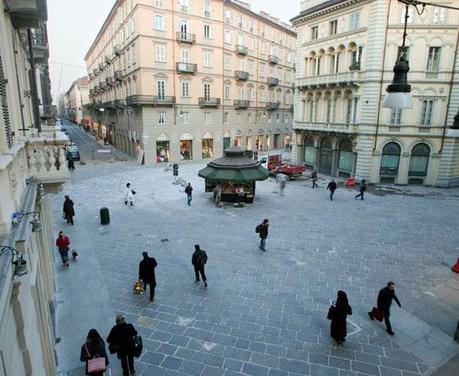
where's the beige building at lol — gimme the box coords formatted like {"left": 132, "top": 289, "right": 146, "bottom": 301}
{"left": 1, "top": 1, "right": 69, "bottom": 374}
{"left": 64, "top": 76, "right": 90, "bottom": 124}
{"left": 292, "top": 0, "right": 459, "bottom": 186}
{"left": 85, "top": 0, "right": 296, "bottom": 164}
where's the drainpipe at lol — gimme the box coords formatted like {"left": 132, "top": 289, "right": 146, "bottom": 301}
{"left": 11, "top": 36, "right": 27, "bottom": 136}
{"left": 27, "top": 28, "right": 41, "bottom": 133}
{"left": 439, "top": 30, "right": 459, "bottom": 153}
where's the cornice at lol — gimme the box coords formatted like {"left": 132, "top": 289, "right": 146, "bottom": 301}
{"left": 291, "top": 0, "right": 365, "bottom": 25}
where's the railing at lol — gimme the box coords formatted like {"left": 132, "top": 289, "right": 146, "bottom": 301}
{"left": 99, "top": 82, "right": 107, "bottom": 89}
{"left": 233, "top": 99, "right": 250, "bottom": 109}
{"left": 269, "top": 55, "right": 279, "bottom": 64}
{"left": 114, "top": 99, "right": 126, "bottom": 108}
{"left": 40, "top": 105, "right": 54, "bottom": 118}
{"left": 176, "top": 62, "right": 197, "bottom": 74}
{"left": 296, "top": 71, "right": 360, "bottom": 88}
{"left": 114, "top": 70, "right": 123, "bottom": 81}
{"left": 176, "top": 32, "right": 195, "bottom": 44}
{"left": 102, "top": 101, "right": 116, "bottom": 109}
{"left": 126, "top": 95, "right": 176, "bottom": 106}
{"left": 349, "top": 61, "right": 361, "bottom": 71}
{"left": 106, "top": 77, "right": 115, "bottom": 86}
{"left": 6, "top": 0, "right": 47, "bottom": 29}
{"left": 234, "top": 70, "right": 249, "bottom": 81}
{"left": 93, "top": 68, "right": 100, "bottom": 76}
{"left": 236, "top": 45, "right": 248, "bottom": 55}
{"left": 266, "top": 102, "right": 280, "bottom": 111}
{"left": 199, "top": 98, "right": 221, "bottom": 107}
{"left": 267, "top": 77, "right": 279, "bottom": 86}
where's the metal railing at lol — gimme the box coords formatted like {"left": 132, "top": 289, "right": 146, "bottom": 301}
{"left": 176, "top": 32, "right": 196, "bottom": 43}
{"left": 234, "top": 70, "right": 249, "bottom": 81}
{"left": 176, "top": 62, "right": 197, "bottom": 74}
{"left": 236, "top": 45, "right": 248, "bottom": 55}
{"left": 296, "top": 71, "right": 360, "bottom": 88}
{"left": 199, "top": 98, "right": 221, "bottom": 107}
{"left": 267, "top": 77, "right": 279, "bottom": 86}
{"left": 268, "top": 55, "right": 279, "bottom": 64}
{"left": 233, "top": 99, "right": 250, "bottom": 109}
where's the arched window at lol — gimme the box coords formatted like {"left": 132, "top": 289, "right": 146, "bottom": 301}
{"left": 380, "top": 142, "right": 401, "bottom": 175}
{"left": 338, "top": 139, "right": 354, "bottom": 175}
{"left": 409, "top": 143, "right": 430, "bottom": 176}
{"left": 303, "top": 136, "right": 315, "bottom": 168}
{"left": 319, "top": 138, "right": 333, "bottom": 174}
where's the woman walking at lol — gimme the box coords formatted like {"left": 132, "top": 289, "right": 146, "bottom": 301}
{"left": 80, "top": 329, "right": 109, "bottom": 376}
{"left": 329, "top": 290, "right": 352, "bottom": 345}
{"left": 56, "top": 231, "right": 70, "bottom": 267}
{"left": 125, "top": 183, "right": 135, "bottom": 206}
{"left": 107, "top": 314, "right": 138, "bottom": 376}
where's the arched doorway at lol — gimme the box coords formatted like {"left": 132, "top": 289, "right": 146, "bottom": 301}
{"left": 303, "top": 136, "right": 315, "bottom": 169}
{"left": 319, "top": 138, "right": 332, "bottom": 174}
{"left": 380, "top": 142, "right": 401, "bottom": 183}
{"left": 337, "top": 139, "right": 354, "bottom": 177}
{"left": 180, "top": 133, "right": 194, "bottom": 160}
{"left": 408, "top": 143, "right": 430, "bottom": 184}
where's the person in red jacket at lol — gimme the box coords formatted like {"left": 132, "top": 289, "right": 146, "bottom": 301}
{"left": 56, "top": 231, "right": 70, "bottom": 267}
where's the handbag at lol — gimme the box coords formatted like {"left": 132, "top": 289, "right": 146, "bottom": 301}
{"left": 133, "top": 335, "right": 143, "bottom": 358}
{"left": 85, "top": 346, "right": 106, "bottom": 374}
{"left": 133, "top": 280, "right": 144, "bottom": 294}
{"left": 371, "top": 306, "right": 384, "bottom": 322}
{"left": 108, "top": 342, "right": 119, "bottom": 354}
{"left": 327, "top": 305, "right": 335, "bottom": 320}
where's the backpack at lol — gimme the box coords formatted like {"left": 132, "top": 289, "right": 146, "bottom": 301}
{"left": 255, "top": 225, "right": 260, "bottom": 233}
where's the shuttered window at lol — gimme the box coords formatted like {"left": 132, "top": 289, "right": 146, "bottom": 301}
{"left": 0, "top": 56, "right": 13, "bottom": 148}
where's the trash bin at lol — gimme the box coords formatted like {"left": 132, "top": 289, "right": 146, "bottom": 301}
{"left": 100, "top": 207, "right": 110, "bottom": 225}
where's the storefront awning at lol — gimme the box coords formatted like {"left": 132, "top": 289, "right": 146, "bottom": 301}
{"left": 198, "top": 165, "right": 269, "bottom": 183}
{"left": 157, "top": 133, "right": 169, "bottom": 141}
{"left": 179, "top": 133, "right": 194, "bottom": 141}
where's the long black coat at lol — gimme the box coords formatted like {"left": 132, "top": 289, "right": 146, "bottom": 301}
{"left": 377, "top": 287, "right": 401, "bottom": 315}
{"left": 139, "top": 256, "right": 157, "bottom": 286}
{"left": 63, "top": 198, "right": 75, "bottom": 217}
{"left": 330, "top": 304, "right": 352, "bottom": 342}
{"left": 80, "top": 338, "right": 109, "bottom": 375}
{"left": 258, "top": 223, "right": 269, "bottom": 239}
{"left": 107, "top": 323, "right": 137, "bottom": 358}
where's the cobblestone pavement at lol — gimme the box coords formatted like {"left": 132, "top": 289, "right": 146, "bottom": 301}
{"left": 53, "top": 160, "right": 459, "bottom": 376}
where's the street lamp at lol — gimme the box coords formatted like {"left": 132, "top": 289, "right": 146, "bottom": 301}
{"left": 0, "top": 246, "right": 28, "bottom": 277}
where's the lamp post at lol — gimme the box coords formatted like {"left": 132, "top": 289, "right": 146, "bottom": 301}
{"left": 0, "top": 246, "right": 28, "bottom": 277}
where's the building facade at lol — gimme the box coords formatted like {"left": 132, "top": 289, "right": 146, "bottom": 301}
{"left": 1, "top": 1, "right": 69, "bottom": 374}
{"left": 291, "top": 0, "right": 459, "bottom": 186}
{"left": 64, "top": 76, "right": 90, "bottom": 124}
{"left": 85, "top": 0, "right": 296, "bottom": 164}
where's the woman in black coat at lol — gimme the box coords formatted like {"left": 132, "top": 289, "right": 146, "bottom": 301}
{"left": 107, "top": 315, "right": 138, "bottom": 376}
{"left": 80, "top": 329, "right": 109, "bottom": 376}
{"left": 330, "top": 290, "right": 352, "bottom": 345}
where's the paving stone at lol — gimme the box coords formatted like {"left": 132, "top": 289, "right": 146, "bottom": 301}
{"left": 162, "top": 356, "right": 183, "bottom": 370}
{"left": 192, "top": 352, "right": 224, "bottom": 368}
{"left": 279, "top": 358, "right": 309, "bottom": 374}
{"left": 328, "top": 357, "right": 351, "bottom": 370}
{"left": 142, "top": 365, "right": 166, "bottom": 376}
{"left": 311, "top": 364, "right": 339, "bottom": 376}
{"left": 223, "top": 347, "right": 252, "bottom": 361}
{"left": 141, "top": 351, "right": 165, "bottom": 366}
{"left": 351, "top": 361, "right": 380, "bottom": 376}
{"left": 242, "top": 362, "right": 270, "bottom": 376}
{"left": 309, "top": 353, "right": 329, "bottom": 366}
{"left": 379, "top": 367, "right": 402, "bottom": 376}
{"left": 379, "top": 358, "right": 418, "bottom": 373}
{"left": 223, "top": 358, "right": 243, "bottom": 372}
{"left": 202, "top": 365, "right": 226, "bottom": 376}
{"left": 354, "top": 352, "right": 380, "bottom": 365}
{"left": 158, "top": 343, "right": 178, "bottom": 355}
{"left": 250, "top": 352, "right": 279, "bottom": 368}
{"left": 179, "top": 360, "right": 204, "bottom": 376}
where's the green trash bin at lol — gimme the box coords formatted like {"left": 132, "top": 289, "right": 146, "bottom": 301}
{"left": 100, "top": 207, "right": 110, "bottom": 225}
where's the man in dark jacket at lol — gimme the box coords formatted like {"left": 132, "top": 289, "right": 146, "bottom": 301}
{"left": 327, "top": 179, "right": 337, "bottom": 201}
{"left": 138, "top": 252, "right": 157, "bottom": 302}
{"left": 368, "top": 281, "right": 401, "bottom": 335}
{"left": 107, "top": 315, "right": 138, "bottom": 376}
{"left": 63, "top": 195, "right": 75, "bottom": 225}
{"left": 256, "top": 219, "right": 269, "bottom": 251}
{"left": 311, "top": 170, "right": 318, "bottom": 188}
{"left": 192, "top": 244, "right": 208, "bottom": 287}
{"left": 185, "top": 183, "right": 193, "bottom": 206}
{"left": 355, "top": 179, "right": 367, "bottom": 200}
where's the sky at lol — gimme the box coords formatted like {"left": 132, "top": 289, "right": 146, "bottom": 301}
{"left": 47, "top": 0, "right": 300, "bottom": 104}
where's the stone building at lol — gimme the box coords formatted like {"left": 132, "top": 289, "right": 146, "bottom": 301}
{"left": 0, "top": 0, "right": 69, "bottom": 374}
{"left": 291, "top": 0, "right": 459, "bottom": 186}
{"left": 64, "top": 76, "right": 90, "bottom": 124}
{"left": 85, "top": 0, "right": 296, "bottom": 164}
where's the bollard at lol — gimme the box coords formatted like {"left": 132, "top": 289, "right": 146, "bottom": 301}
{"left": 100, "top": 207, "right": 110, "bottom": 225}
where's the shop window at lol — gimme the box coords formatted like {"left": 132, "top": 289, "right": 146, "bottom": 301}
{"left": 202, "top": 139, "right": 213, "bottom": 158}
{"left": 156, "top": 141, "right": 169, "bottom": 162}
{"left": 180, "top": 140, "right": 192, "bottom": 160}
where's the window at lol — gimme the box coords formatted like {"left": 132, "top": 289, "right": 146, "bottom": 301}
{"left": 260, "top": 90, "right": 265, "bottom": 102}
{"left": 433, "top": 7, "right": 446, "bottom": 24}
{"left": 157, "top": 80, "right": 165, "bottom": 99}
{"left": 203, "top": 24, "right": 212, "bottom": 39}
{"left": 248, "top": 60, "right": 254, "bottom": 74}
{"left": 352, "top": 97, "right": 359, "bottom": 123}
{"left": 287, "top": 53, "right": 293, "bottom": 64}
{"left": 180, "top": 48, "right": 189, "bottom": 63}
{"left": 350, "top": 12, "right": 360, "bottom": 29}
{"left": 154, "top": 15, "right": 165, "bottom": 31}
{"left": 224, "top": 29, "right": 231, "bottom": 44}
{"left": 276, "top": 113, "right": 280, "bottom": 123}
{"left": 224, "top": 84, "right": 230, "bottom": 99}
{"left": 249, "top": 19, "right": 254, "bottom": 33}
{"left": 330, "top": 20, "right": 338, "bottom": 35}
{"left": 182, "top": 111, "right": 189, "bottom": 124}
{"left": 380, "top": 142, "right": 401, "bottom": 175}
{"left": 204, "top": 83, "right": 211, "bottom": 100}
{"left": 237, "top": 86, "right": 243, "bottom": 100}
{"left": 420, "top": 100, "right": 434, "bottom": 126}
{"left": 260, "top": 43, "right": 265, "bottom": 55}
{"left": 224, "top": 10, "right": 231, "bottom": 24}
{"left": 181, "top": 81, "right": 190, "bottom": 97}
{"left": 390, "top": 108, "right": 402, "bottom": 125}
{"left": 155, "top": 44, "right": 165, "bottom": 62}
{"left": 260, "top": 63, "right": 265, "bottom": 77}
{"left": 154, "top": 0, "right": 163, "bottom": 8}
{"left": 224, "top": 112, "right": 229, "bottom": 123}
{"left": 203, "top": 51, "right": 212, "bottom": 67}
{"left": 426, "top": 47, "right": 440, "bottom": 72}
{"left": 179, "top": 19, "right": 188, "bottom": 34}
{"left": 203, "top": 1, "right": 212, "bottom": 17}
{"left": 310, "top": 100, "right": 317, "bottom": 122}
{"left": 249, "top": 38, "right": 255, "bottom": 51}
{"left": 179, "top": 0, "right": 189, "bottom": 12}
{"left": 224, "top": 54, "right": 231, "bottom": 70}
{"left": 158, "top": 111, "right": 166, "bottom": 124}
{"left": 204, "top": 112, "right": 210, "bottom": 124}
{"left": 409, "top": 143, "right": 430, "bottom": 176}
{"left": 248, "top": 87, "right": 254, "bottom": 101}
{"left": 238, "top": 14, "right": 243, "bottom": 29}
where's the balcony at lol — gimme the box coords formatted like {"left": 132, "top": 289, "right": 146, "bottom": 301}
{"left": 99, "top": 82, "right": 107, "bottom": 91}
{"left": 267, "top": 77, "right": 279, "bottom": 86}
{"left": 176, "top": 32, "right": 195, "bottom": 44}
{"left": 106, "top": 77, "right": 115, "bottom": 86}
{"left": 105, "top": 55, "right": 112, "bottom": 64}
{"left": 93, "top": 68, "right": 100, "bottom": 76}
{"left": 5, "top": 0, "right": 47, "bottom": 29}
{"left": 114, "top": 99, "right": 126, "bottom": 108}
{"left": 40, "top": 104, "right": 54, "bottom": 119}
{"left": 268, "top": 55, "right": 279, "bottom": 65}
{"left": 296, "top": 71, "right": 360, "bottom": 90}
{"left": 236, "top": 45, "right": 248, "bottom": 55}
{"left": 89, "top": 73, "right": 94, "bottom": 80}
{"left": 126, "top": 95, "right": 176, "bottom": 107}
{"left": 114, "top": 70, "right": 123, "bottom": 81}
{"left": 98, "top": 62, "right": 104, "bottom": 70}
{"left": 266, "top": 102, "right": 280, "bottom": 111}
{"left": 176, "top": 62, "right": 197, "bottom": 74}
{"left": 349, "top": 61, "right": 361, "bottom": 71}
{"left": 89, "top": 88, "right": 95, "bottom": 96}
{"left": 233, "top": 99, "right": 250, "bottom": 109}
{"left": 234, "top": 70, "right": 249, "bottom": 81}
{"left": 31, "top": 27, "right": 49, "bottom": 64}
{"left": 102, "top": 100, "right": 116, "bottom": 109}
{"left": 113, "top": 44, "right": 121, "bottom": 56}
{"left": 199, "top": 98, "right": 221, "bottom": 108}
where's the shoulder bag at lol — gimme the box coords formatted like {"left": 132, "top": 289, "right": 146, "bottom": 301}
{"left": 85, "top": 345, "right": 106, "bottom": 374}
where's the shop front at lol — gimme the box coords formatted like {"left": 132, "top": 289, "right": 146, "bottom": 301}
{"left": 223, "top": 131, "right": 231, "bottom": 151}
{"left": 319, "top": 137, "right": 333, "bottom": 174}
{"left": 180, "top": 133, "right": 193, "bottom": 160}
{"left": 303, "top": 136, "right": 316, "bottom": 169}
{"left": 156, "top": 133, "right": 170, "bottom": 163}
{"left": 337, "top": 139, "right": 355, "bottom": 177}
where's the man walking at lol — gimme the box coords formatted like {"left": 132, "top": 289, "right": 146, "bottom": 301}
{"left": 138, "top": 252, "right": 157, "bottom": 302}
{"left": 355, "top": 179, "right": 367, "bottom": 200}
{"left": 368, "top": 281, "right": 401, "bottom": 335}
{"left": 185, "top": 182, "right": 193, "bottom": 206}
{"left": 63, "top": 195, "right": 75, "bottom": 225}
{"left": 327, "top": 179, "right": 337, "bottom": 201}
{"left": 311, "top": 170, "right": 318, "bottom": 188}
{"left": 125, "top": 183, "right": 135, "bottom": 206}
{"left": 192, "top": 244, "right": 208, "bottom": 287}
{"left": 256, "top": 219, "right": 269, "bottom": 252}
{"left": 56, "top": 231, "right": 70, "bottom": 267}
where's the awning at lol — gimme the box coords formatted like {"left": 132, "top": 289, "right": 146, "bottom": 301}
{"left": 198, "top": 165, "right": 269, "bottom": 183}
{"left": 202, "top": 131, "right": 213, "bottom": 139}
{"left": 157, "top": 133, "right": 169, "bottom": 141}
{"left": 180, "top": 133, "right": 194, "bottom": 141}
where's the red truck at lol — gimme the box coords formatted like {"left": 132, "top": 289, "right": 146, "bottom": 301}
{"left": 264, "top": 154, "right": 305, "bottom": 179}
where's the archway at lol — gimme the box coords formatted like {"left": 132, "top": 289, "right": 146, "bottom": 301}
{"left": 303, "top": 136, "right": 315, "bottom": 169}
{"left": 380, "top": 142, "right": 401, "bottom": 182}
{"left": 408, "top": 143, "right": 430, "bottom": 184}
{"left": 337, "top": 139, "right": 354, "bottom": 177}
{"left": 319, "top": 137, "right": 332, "bottom": 174}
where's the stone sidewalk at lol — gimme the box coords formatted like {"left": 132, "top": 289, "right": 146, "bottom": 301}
{"left": 53, "top": 160, "right": 459, "bottom": 376}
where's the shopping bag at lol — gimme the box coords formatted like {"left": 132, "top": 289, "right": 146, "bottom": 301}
{"left": 87, "top": 357, "right": 106, "bottom": 374}
{"left": 371, "top": 307, "right": 384, "bottom": 322}
{"left": 133, "top": 280, "right": 144, "bottom": 295}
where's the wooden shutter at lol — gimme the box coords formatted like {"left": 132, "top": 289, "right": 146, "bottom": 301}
{"left": 0, "top": 56, "right": 13, "bottom": 148}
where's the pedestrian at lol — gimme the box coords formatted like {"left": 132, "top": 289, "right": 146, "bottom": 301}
{"left": 56, "top": 230, "right": 70, "bottom": 267}
{"left": 255, "top": 218, "right": 269, "bottom": 252}
{"left": 311, "top": 170, "right": 318, "bottom": 188}
{"left": 125, "top": 183, "right": 135, "bottom": 206}
{"left": 355, "top": 179, "right": 367, "bottom": 200}
{"left": 67, "top": 151, "right": 75, "bottom": 171}
{"left": 80, "top": 329, "right": 109, "bottom": 376}
{"left": 328, "top": 290, "right": 352, "bottom": 345}
{"left": 192, "top": 244, "right": 208, "bottom": 287}
{"left": 185, "top": 182, "right": 193, "bottom": 206}
{"left": 368, "top": 281, "right": 401, "bottom": 335}
{"left": 327, "top": 179, "right": 337, "bottom": 201}
{"left": 279, "top": 177, "right": 286, "bottom": 196}
{"left": 107, "top": 315, "right": 138, "bottom": 376}
{"left": 138, "top": 251, "right": 157, "bottom": 302}
{"left": 63, "top": 195, "right": 75, "bottom": 225}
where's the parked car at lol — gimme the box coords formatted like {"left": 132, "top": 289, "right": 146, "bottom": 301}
{"left": 67, "top": 146, "right": 80, "bottom": 161}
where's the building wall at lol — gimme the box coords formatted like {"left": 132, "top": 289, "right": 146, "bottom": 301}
{"left": 86, "top": 0, "right": 296, "bottom": 164}
{"left": 292, "top": 0, "right": 459, "bottom": 186}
